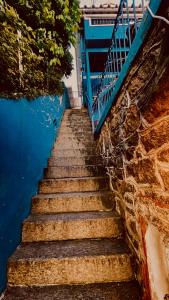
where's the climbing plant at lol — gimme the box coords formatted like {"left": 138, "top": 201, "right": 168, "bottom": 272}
{"left": 0, "top": 0, "right": 80, "bottom": 98}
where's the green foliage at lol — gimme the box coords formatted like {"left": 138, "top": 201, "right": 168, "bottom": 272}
{"left": 0, "top": 0, "right": 80, "bottom": 98}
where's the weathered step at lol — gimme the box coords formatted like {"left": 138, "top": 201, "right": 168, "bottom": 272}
{"left": 64, "top": 116, "right": 90, "bottom": 120}
{"left": 59, "top": 127, "right": 92, "bottom": 134}
{"left": 64, "top": 109, "right": 88, "bottom": 115}
{"left": 8, "top": 239, "right": 134, "bottom": 286}
{"left": 56, "top": 135, "right": 94, "bottom": 144}
{"left": 45, "top": 165, "right": 105, "bottom": 178}
{"left": 61, "top": 121, "right": 91, "bottom": 127}
{"left": 54, "top": 140, "right": 96, "bottom": 150}
{"left": 58, "top": 132, "right": 93, "bottom": 139}
{"left": 63, "top": 113, "right": 89, "bottom": 118}
{"left": 64, "top": 111, "right": 89, "bottom": 115}
{"left": 63, "top": 111, "right": 88, "bottom": 116}
{"left": 53, "top": 145, "right": 95, "bottom": 151}
{"left": 62, "top": 116, "right": 91, "bottom": 126}
{"left": 3, "top": 281, "right": 140, "bottom": 300}
{"left": 22, "top": 211, "right": 122, "bottom": 242}
{"left": 57, "top": 132, "right": 94, "bottom": 139}
{"left": 39, "top": 177, "right": 109, "bottom": 193}
{"left": 63, "top": 110, "right": 89, "bottom": 116}
{"left": 52, "top": 148, "right": 98, "bottom": 157}
{"left": 49, "top": 156, "right": 102, "bottom": 166}
{"left": 32, "top": 191, "right": 115, "bottom": 214}
{"left": 62, "top": 122, "right": 92, "bottom": 132}
{"left": 63, "top": 116, "right": 90, "bottom": 121}
{"left": 61, "top": 124, "right": 92, "bottom": 130}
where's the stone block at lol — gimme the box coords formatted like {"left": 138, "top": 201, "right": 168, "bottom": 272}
{"left": 160, "top": 168, "right": 169, "bottom": 190}
{"left": 141, "top": 76, "right": 169, "bottom": 124}
{"left": 138, "top": 189, "right": 169, "bottom": 207}
{"left": 124, "top": 105, "right": 140, "bottom": 136}
{"left": 140, "top": 119, "right": 169, "bottom": 152}
{"left": 157, "top": 148, "right": 169, "bottom": 163}
{"left": 124, "top": 133, "right": 139, "bottom": 161}
{"left": 126, "top": 159, "right": 158, "bottom": 184}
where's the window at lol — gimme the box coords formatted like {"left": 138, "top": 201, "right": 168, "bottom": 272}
{"left": 91, "top": 18, "right": 115, "bottom": 26}
{"left": 90, "top": 17, "right": 139, "bottom": 26}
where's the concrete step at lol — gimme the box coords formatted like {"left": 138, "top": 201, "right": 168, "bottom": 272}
{"left": 8, "top": 239, "right": 134, "bottom": 286}
{"left": 62, "top": 116, "right": 91, "bottom": 125}
{"left": 61, "top": 121, "right": 91, "bottom": 127}
{"left": 62, "top": 114, "right": 90, "bottom": 119}
{"left": 64, "top": 115, "right": 89, "bottom": 119}
{"left": 45, "top": 165, "right": 105, "bottom": 178}
{"left": 62, "top": 114, "right": 89, "bottom": 119}
{"left": 52, "top": 148, "right": 98, "bottom": 157}
{"left": 61, "top": 125, "right": 92, "bottom": 130}
{"left": 58, "top": 129, "right": 93, "bottom": 136}
{"left": 53, "top": 145, "right": 95, "bottom": 151}
{"left": 64, "top": 111, "right": 88, "bottom": 115}
{"left": 63, "top": 115, "right": 90, "bottom": 121}
{"left": 49, "top": 156, "right": 102, "bottom": 166}
{"left": 56, "top": 136, "right": 94, "bottom": 144}
{"left": 22, "top": 211, "right": 122, "bottom": 242}
{"left": 54, "top": 140, "right": 96, "bottom": 150}
{"left": 57, "top": 132, "right": 94, "bottom": 139}
{"left": 32, "top": 191, "right": 115, "bottom": 214}
{"left": 39, "top": 177, "right": 109, "bottom": 194}
{"left": 63, "top": 111, "right": 89, "bottom": 116}
{"left": 61, "top": 123, "right": 92, "bottom": 129}
{"left": 3, "top": 282, "right": 140, "bottom": 300}
{"left": 60, "top": 128, "right": 92, "bottom": 134}
{"left": 64, "top": 109, "right": 88, "bottom": 115}
{"left": 59, "top": 128, "right": 92, "bottom": 134}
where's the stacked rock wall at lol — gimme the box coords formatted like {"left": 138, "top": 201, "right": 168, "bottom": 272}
{"left": 96, "top": 3, "right": 169, "bottom": 299}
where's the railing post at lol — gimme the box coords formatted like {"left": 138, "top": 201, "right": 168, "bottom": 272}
{"left": 86, "top": 50, "right": 93, "bottom": 107}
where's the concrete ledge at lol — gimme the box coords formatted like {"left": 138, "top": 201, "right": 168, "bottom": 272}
{"left": 39, "top": 177, "right": 109, "bottom": 193}
{"left": 48, "top": 156, "right": 102, "bottom": 166}
{"left": 31, "top": 191, "right": 115, "bottom": 214}
{"left": 8, "top": 239, "right": 133, "bottom": 286}
{"left": 45, "top": 165, "right": 105, "bottom": 178}
{"left": 2, "top": 281, "right": 140, "bottom": 300}
{"left": 22, "top": 211, "right": 122, "bottom": 242}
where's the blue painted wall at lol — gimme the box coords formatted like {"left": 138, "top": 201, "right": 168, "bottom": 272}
{"left": 84, "top": 19, "right": 127, "bottom": 41}
{"left": 0, "top": 90, "right": 69, "bottom": 293}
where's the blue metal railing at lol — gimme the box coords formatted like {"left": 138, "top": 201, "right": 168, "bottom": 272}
{"left": 84, "top": 0, "right": 162, "bottom": 133}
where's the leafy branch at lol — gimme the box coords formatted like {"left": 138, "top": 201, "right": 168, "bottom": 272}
{"left": 0, "top": 0, "right": 80, "bottom": 98}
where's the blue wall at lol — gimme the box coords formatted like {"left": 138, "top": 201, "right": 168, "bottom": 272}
{"left": 84, "top": 19, "right": 127, "bottom": 41}
{"left": 0, "top": 90, "right": 69, "bottom": 293}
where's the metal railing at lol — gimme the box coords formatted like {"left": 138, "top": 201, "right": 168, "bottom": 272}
{"left": 92, "top": 0, "right": 145, "bottom": 130}
{"left": 84, "top": 0, "right": 162, "bottom": 132}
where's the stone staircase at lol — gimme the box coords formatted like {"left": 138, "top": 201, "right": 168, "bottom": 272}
{"left": 3, "top": 109, "right": 140, "bottom": 299}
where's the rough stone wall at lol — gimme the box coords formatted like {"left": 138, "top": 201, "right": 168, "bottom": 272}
{"left": 96, "top": 3, "right": 169, "bottom": 300}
